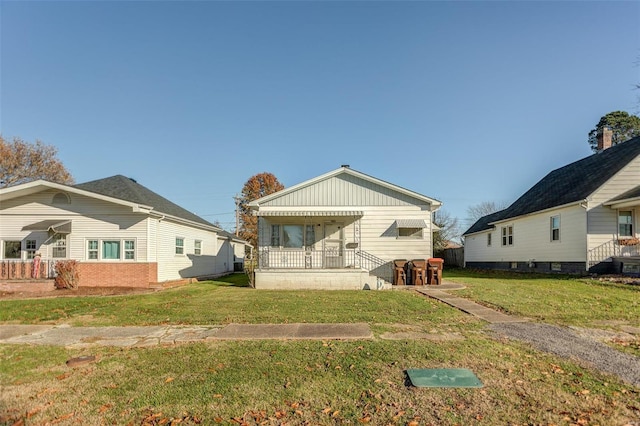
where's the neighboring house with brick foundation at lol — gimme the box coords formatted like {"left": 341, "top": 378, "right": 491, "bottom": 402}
{"left": 247, "top": 166, "right": 441, "bottom": 290}
{"left": 463, "top": 134, "right": 640, "bottom": 275}
{"left": 0, "top": 175, "right": 247, "bottom": 287}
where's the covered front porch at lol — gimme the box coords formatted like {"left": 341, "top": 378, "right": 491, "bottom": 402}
{"left": 254, "top": 210, "right": 393, "bottom": 289}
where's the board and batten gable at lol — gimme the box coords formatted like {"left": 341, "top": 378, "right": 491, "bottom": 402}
{"left": 259, "top": 173, "right": 431, "bottom": 208}
{"left": 464, "top": 204, "right": 588, "bottom": 263}
{"left": 254, "top": 169, "right": 438, "bottom": 262}
{"left": 586, "top": 154, "right": 640, "bottom": 251}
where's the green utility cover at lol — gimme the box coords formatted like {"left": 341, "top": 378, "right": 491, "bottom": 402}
{"left": 406, "top": 368, "right": 483, "bottom": 388}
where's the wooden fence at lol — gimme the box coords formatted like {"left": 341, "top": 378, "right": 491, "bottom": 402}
{"left": 443, "top": 247, "right": 464, "bottom": 268}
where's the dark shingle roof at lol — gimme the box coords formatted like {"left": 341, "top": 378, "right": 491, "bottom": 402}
{"left": 74, "top": 175, "right": 217, "bottom": 229}
{"left": 463, "top": 136, "right": 640, "bottom": 235}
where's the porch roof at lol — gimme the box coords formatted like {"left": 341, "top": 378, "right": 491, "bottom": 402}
{"left": 256, "top": 210, "right": 364, "bottom": 217}
{"left": 605, "top": 185, "right": 640, "bottom": 209}
{"left": 22, "top": 219, "right": 72, "bottom": 234}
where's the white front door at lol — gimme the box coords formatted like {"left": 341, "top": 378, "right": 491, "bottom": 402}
{"left": 323, "top": 222, "right": 344, "bottom": 268}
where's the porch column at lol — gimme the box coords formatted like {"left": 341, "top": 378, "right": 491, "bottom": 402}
{"left": 354, "top": 217, "right": 361, "bottom": 268}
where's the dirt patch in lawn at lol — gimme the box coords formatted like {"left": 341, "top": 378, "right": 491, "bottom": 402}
{"left": 0, "top": 286, "right": 158, "bottom": 300}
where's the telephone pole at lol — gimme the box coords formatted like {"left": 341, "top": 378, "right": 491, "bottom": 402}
{"left": 233, "top": 194, "right": 241, "bottom": 236}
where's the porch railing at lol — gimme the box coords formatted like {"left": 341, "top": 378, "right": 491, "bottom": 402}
{"left": 258, "top": 248, "right": 393, "bottom": 283}
{"left": 0, "top": 259, "right": 56, "bottom": 280}
{"left": 588, "top": 239, "right": 640, "bottom": 267}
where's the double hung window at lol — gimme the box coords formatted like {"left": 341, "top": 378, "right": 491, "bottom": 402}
{"left": 501, "top": 226, "right": 513, "bottom": 246}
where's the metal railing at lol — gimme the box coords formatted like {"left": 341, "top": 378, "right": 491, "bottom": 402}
{"left": 258, "top": 248, "right": 393, "bottom": 283}
{"left": 0, "top": 259, "right": 56, "bottom": 280}
{"left": 588, "top": 239, "right": 640, "bottom": 267}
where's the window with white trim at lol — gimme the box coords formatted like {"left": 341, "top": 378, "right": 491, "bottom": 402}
{"left": 88, "top": 240, "right": 98, "bottom": 259}
{"left": 52, "top": 234, "right": 67, "bottom": 258}
{"left": 550, "top": 215, "right": 560, "bottom": 242}
{"left": 176, "top": 237, "right": 185, "bottom": 255}
{"left": 194, "top": 240, "right": 202, "bottom": 255}
{"left": 271, "top": 224, "right": 316, "bottom": 249}
{"left": 398, "top": 227, "right": 423, "bottom": 238}
{"left": 87, "top": 239, "right": 135, "bottom": 260}
{"left": 25, "top": 240, "right": 37, "bottom": 259}
{"left": 3, "top": 241, "right": 21, "bottom": 259}
{"left": 619, "top": 211, "right": 633, "bottom": 237}
{"left": 501, "top": 226, "right": 513, "bottom": 246}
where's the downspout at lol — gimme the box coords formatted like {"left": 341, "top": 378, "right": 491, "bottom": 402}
{"left": 580, "top": 200, "right": 588, "bottom": 272}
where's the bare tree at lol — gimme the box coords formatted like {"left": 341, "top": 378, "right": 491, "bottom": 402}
{"left": 433, "top": 209, "right": 461, "bottom": 254}
{"left": 0, "top": 136, "right": 74, "bottom": 188}
{"left": 465, "top": 201, "right": 507, "bottom": 229}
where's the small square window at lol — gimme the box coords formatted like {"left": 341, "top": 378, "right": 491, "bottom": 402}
{"left": 4, "top": 241, "right": 21, "bottom": 259}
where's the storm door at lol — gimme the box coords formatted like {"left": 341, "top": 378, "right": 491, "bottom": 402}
{"left": 323, "top": 222, "right": 344, "bottom": 268}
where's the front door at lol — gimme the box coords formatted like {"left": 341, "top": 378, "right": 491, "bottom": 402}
{"left": 323, "top": 222, "right": 344, "bottom": 268}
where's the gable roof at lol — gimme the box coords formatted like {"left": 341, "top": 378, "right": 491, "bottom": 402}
{"left": 74, "top": 175, "right": 218, "bottom": 229}
{"left": 463, "top": 136, "right": 640, "bottom": 235}
{"left": 247, "top": 166, "right": 441, "bottom": 209}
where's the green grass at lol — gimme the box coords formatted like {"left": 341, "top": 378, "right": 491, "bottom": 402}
{"left": 1, "top": 271, "right": 640, "bottom": 425}
{"left": 445, "top": 268, "right": 640, "bottom": 327}
{"left": 0, "top": 276, "right": 476, "bottom": 333}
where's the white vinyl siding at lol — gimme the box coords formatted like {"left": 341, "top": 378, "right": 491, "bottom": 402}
{"left": 587, "top": 155, "right": 640, "bottom": 250}
{"left": 464, "top": 204, "right": 587, "bottom": 263}
{"left": 258, "top": 206, "right": 434, "bottom": 263}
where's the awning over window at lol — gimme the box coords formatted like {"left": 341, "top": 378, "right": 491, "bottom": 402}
{"left": 394, "top": 219, "right": 428, "bottom": 228}
{"left": 22, "top": 219, "right": 72, "bottom": 234}
{"left": 256, "top": 210, "right": 364, "bottom": 217}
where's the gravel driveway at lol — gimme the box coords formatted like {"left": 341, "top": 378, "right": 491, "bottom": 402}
{"left": 489, "top": 322, "right": 640, "bottom": 387}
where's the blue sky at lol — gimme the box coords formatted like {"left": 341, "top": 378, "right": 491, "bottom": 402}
{"left": 2, "top": 1, "right": 639, "bottom": 234}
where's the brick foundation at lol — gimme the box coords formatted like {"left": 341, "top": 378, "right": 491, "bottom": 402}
{"left": 77, "top": 263, "right": 158, "bottom": 288}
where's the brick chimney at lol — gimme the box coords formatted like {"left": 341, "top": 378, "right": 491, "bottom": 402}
{"left": 597, "top": 127, "right": 613, "bottom": 151}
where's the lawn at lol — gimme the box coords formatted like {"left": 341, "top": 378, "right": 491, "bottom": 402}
{"left": 1, "top": 272, "right": 639, "bottom": 425}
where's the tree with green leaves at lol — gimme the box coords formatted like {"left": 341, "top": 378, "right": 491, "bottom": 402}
{"left": 588, "top": 111, "right": 640, "bottom": 152}
{"left": 238, "top": 172, "right": 284, "bottom": 248}
{"left": 0, "top": 136, "right": 74, "bottom": 188}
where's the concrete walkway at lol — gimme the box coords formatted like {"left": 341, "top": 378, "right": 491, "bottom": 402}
{"left": 0, "top": 323, "right": 373, "bottom": 348}
{"left": 415, "top": 283, "right": 529, "bottom": 323}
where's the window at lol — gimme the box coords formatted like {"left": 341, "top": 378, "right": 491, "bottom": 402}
{"left": 619, "top": 211, "right": 633, "bottom": 237}
{"left": 194, "top": 240, "right": 202, "bottom": 255}
{"left": 52, "top": 234, "right": 67, "bottom": 258}
{"left": 283, "top": 225, "right": 304, "bottom": 248}
{"left": 52, "top": 192, "right": 70, "bottom": 204}
{"left": 271, "top": 224, "right": 316, "bottom": 248}
{"left": 102, "top": 241, "right": 121, "bottom": 260}
{"left": 3, "top": 241, "right": 21, "bottom": 259}
{"left": 487, "top": 233, "right": 492, "bottom": 246}
{"left": 124, "top": 240, "right": 135, "bottom": 260}
{"left": 25, "top": 240, "right": 37, "bottom": 259}
{"left": 87, "top": 239, "right": 134, "bottom": 260}
{"left": 398, "top": 227, "right": 423, "bottom": 238}
{"left": 501, "top": 226, "right": 513, "bottom": 246}
{"left": 270, "top": 225, "right": 281, "bottom": 247}
{"left": 88, "top": 240, "right": 98, "bottom": 259}
{"left": 175, "top": 237, "right": 185, "bottom": 255}
{"left": 550, "top": 216, "right": 560, "bottom": 241}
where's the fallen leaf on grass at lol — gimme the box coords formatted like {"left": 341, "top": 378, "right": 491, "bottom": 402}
{"left": 165, "top": 377, "right": 174, "bottom": 383}
{"left": 98, "top": 404, "right": 112, "bottom": 413}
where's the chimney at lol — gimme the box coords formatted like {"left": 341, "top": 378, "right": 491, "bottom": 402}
{"left": 597, "top": 127, "right": 613, "bottom": 151}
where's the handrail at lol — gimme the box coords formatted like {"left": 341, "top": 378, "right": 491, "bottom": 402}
{"left": 588, "top": 239, "right": 640, "bottom": 266}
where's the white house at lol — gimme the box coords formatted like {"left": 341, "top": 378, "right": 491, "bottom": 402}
{"left": 0, "top": 175, "right": 248, "bottom": 287}
{"left": 463, "top": 134, "right": 640, "bottom": 275}
{"left": 247, "top": 166, "right": 442, "bottom": 290}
